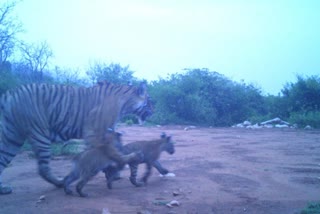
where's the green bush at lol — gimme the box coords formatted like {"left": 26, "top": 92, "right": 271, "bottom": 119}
{"left": 282, "top": 75, "right": 320, "bottom": 113}
{"left": 148, "top": 68, "right": 265, "bottom": 126}
{"left": 289, "top": 111, "right": 320, "bottom": 128}
{"left": 300, "top": 202, "right": 320, "bottom": 214}
{"left": 0, "top": 63, "right": 18, "bottom": 95}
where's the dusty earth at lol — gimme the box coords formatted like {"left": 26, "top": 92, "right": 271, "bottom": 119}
{"left": 0, "top": 125, "right": 319, "bottom": 214}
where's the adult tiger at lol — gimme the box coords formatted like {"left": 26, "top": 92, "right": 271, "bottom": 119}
{"left": 0, "top": 81, "right": 153, "bottom": 194}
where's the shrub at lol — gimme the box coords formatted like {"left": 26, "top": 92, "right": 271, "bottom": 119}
{"left": 300, "top": 202, "right": 320, "bottom": 214}
{"left": 289, "top": 111, "right": 320, "bottom": 128}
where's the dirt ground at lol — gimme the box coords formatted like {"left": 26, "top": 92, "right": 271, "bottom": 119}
{"left": 0, "top": 125, "right": 319, "bottom": 214}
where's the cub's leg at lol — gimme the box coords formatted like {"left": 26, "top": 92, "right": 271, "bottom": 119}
{"left": 152, "top": 160, "right": 169, "bottom": 175}
{"left": 141, "top": 163, "right": 153, "bottom": 184}
{"left": 63, "top": 166, "right": 80, "bottom": 195}
{"left": 76, "top": 175, "right": 92, "bottom": 197}
{"left": 104, "top": 166, "right": 119, "bottom": 189}
{"left": 129, "top": 163, "right": 144, "bottom": 187}
{"left": 105, "top": 153, "right": 143, "bottom": 189}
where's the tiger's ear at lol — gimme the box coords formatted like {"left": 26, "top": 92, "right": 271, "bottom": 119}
{"left": 137, "top": 82, "right": 147, "bottom": 97}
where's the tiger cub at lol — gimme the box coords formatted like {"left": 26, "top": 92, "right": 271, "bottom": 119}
{"left": 63, "top": 131, "right": 143, "bottom": 197}
{"left": 105, "top": 133, "right": 175, "bottom": 188}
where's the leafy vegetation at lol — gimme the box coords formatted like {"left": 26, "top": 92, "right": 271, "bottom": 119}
{"left": 300, "top": 202, "right": 320, "bottom": 214}
{"left": 148, "top": 69, "right": 266, "bottom": 126}
{"left": 21, "top": 141, "right": 84, "bottom": 157}
{"left": 1, "top": 1, "right": 320, "bottom": 129}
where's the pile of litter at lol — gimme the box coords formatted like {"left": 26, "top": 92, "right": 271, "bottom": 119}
{"left": 232, "top": 117, "right": 313, "bottom": 129}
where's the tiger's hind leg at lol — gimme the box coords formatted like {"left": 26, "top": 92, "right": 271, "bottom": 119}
{"left": 29, "top": 135, "right": 63, "bottom": 188}
{"left": 0, "top": 128, "right": 25, "bottom": 194}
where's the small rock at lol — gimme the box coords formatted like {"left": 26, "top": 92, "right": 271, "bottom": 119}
{"left": 172, "top": 191, "right": 180, "bottom": 196}
{"left": 137, "top": 210, "right": 152, "bottom": 214}
{"left": 305, "top": 125, "right": 312, "bottom": 129}
{"left": 247, "top": 124, "right": 262, "bottom": 129}
{"left": 235, "top": 123, "right": 244, "bottom": 128}
{"left": 275, "top": 124, "right": 289, "bottom": 128}
{"left": 166, "top": 173, "right": 176, "bottom": 177}
{"left": 243, "top": 121, "right": 251, "bottom": 126}
{"left": 166, "top": 200, "right": 180, "bottom": 208}
{"left": 184, "top": 126, "right": 196, "bottom": 131}
{"left": 159, "top": 172, "right": 176, "bottom": 177}
{"left": 36, "top": 195, "right": 46, "bottom": 203}
{"left": 102, "top": 208, "right": 111, "bottom": 214}
{"left": 263, "top": 124, "right": 273, "bottom": 128}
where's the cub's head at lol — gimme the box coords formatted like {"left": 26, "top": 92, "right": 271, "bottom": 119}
{"left": 103, "top": 129, "right": 123, "bottom": 151}
{"left": 160, "top": 133, "right": 175, "bottom": 155}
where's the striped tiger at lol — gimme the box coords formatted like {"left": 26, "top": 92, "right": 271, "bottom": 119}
{"left": 0, "top": 81, "right": 153, "bottom": 194}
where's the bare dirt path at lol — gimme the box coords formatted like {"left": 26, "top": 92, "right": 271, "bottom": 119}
{"left": 1, "top": 126, "right": 319, "bottom": 214}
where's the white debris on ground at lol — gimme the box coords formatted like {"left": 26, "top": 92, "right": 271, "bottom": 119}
{"left": 36, "top": 195, "right": 46, "bottom": 203}
{"left": 102, "top": 208, "right": 111, "bottom": 214}
{"left": 184, "top": 126, "right": 196, "bottom": 131}
{"left": 232, "top": 117, "right": 312, "bottom": 129}
{"left": 166, "top": 200, "right": 180, "bottom": 208}
{"left": 159, "top": 172, "right": 176, "bottom": 177}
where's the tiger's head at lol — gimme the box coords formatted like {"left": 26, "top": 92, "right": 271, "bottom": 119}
{"left": 120, "top": 82, "right": 154, "bottom": 123}
{"left": 95, "top": 81, "right": 153, "bottom": 125}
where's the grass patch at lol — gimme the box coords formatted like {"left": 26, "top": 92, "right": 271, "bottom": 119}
{"left": 124, "top": 119, "right": 134, "bottom": 126}
{"left": 21, "top": 140, "right": 84, "bottom": 158}
{"left": 21, "top": 142, "right": 32, "bottom": 151}
{"left": 300, "top": 202, "right": 320, "bottom": 214}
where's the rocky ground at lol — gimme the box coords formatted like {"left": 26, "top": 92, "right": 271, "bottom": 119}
{"left": 1, "top": 125, "right": 319, "bottom": 214}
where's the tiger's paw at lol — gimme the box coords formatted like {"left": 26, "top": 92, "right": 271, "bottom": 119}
{"left": 64, "top": 188, "right": 73, "bottom": 195}
{"left": 107, "top": 182, "right": 113, "bottom": 189}
{"left": 53, "top": 179, "right": 64, "bottom": 188}
{"left": 79, "top": 192, "right": 88, "bottom": 198}
{"left": 134, "top": 182, "right": 144, "bottom": 187}
{"left": 0, "top": 185, "right": 12, "bottom": 194}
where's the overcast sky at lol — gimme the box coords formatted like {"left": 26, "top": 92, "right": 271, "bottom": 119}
{"left": 15, "top": 0, "right": 320, "bottom": 95}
